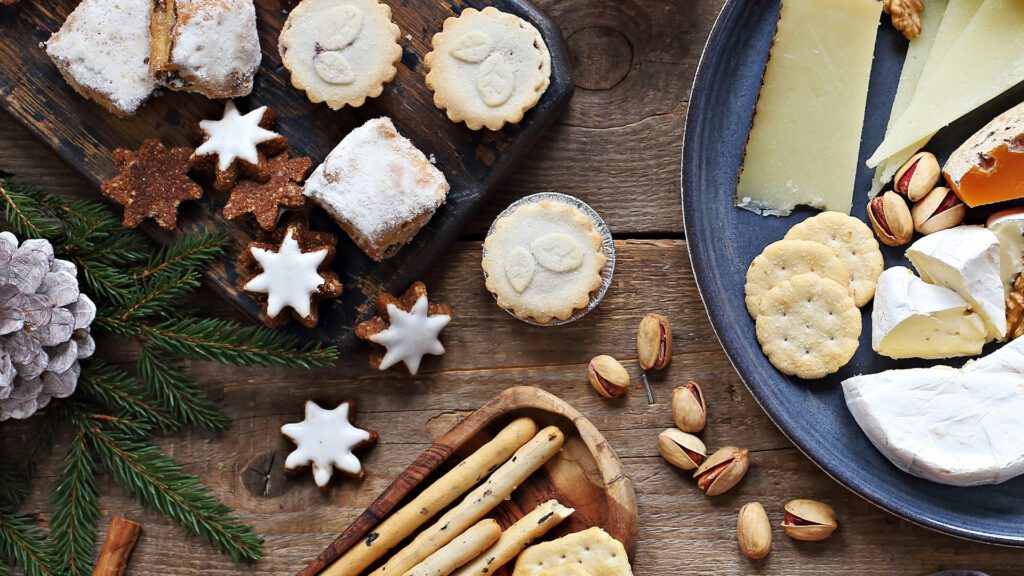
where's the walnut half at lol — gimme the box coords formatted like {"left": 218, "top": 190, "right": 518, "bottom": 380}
{"left": 884, "top": 0, "right": 925, "bottom": 40}
{"left": 1007, "top": 274, "right": 1024, "bottom": 340}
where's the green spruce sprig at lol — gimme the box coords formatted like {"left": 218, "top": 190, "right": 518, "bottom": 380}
{"left": 0, "top": 179, "right": 340, "bottom": 574}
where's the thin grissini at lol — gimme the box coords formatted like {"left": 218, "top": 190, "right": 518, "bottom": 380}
{"left": 323, "top": 417, "right": 538, "bottom": 576}
{"left": 401, "top": 519, "right": 502, "bottom": 576}
{"left": 451, "top": 499, "right": 574, "bottom": 576}
{"left": 371, "top": 426, "right": 566, "bottom": 576}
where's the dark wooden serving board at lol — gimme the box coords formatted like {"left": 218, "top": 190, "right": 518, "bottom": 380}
{"left": 299, "top": 386, "right": 638, "bottom": 576}
{"left": 0, "top": 0, "right": 573, "bottom": 350}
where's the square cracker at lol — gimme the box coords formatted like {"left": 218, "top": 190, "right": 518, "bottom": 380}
{"left": 513, "top": 527, "right": 632, "bottom": 576}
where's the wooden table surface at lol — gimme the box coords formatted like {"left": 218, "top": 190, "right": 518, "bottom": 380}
{"left": 3, "top": 1, "right": 1024, "bottom": 574}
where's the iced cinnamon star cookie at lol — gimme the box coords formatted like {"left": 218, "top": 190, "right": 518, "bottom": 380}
{"left": 279, "top": 0, "right": 402, "bottom": 110}
{"left": 425, "top": 7, "right": 551, "bottom": 130}
{"left": 483, "top": 201, "right": 605, "bottom": 324}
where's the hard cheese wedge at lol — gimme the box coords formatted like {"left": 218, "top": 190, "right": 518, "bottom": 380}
{"left": 988, "top": 208, "right": 1024, "bottom": 295}
{"left": 870, "top": 0, "right": 976, "bottom": 194}
{"left": 944, "top": 101, "right": 1024, "bottom": 207}
{"left": 872, "top": 266, "right": 986, "bottom": 359}
{"left": 906, "top": 225, "right": 1006, "bottom": 340}
{"left": 843, "top": 337, "right": 1024, "bottom": 486}
{"left": 734, "top": 0, "right": 881, "bottom": 216}
{"left": 867, "top": 0, "right": 1024, "bottom": 167}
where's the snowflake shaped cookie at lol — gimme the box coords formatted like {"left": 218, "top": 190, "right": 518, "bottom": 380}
{"left": 238, "top": 223, "right": 342, "bottom": 328}
{"left": 281, "top": 400, "right": 376, "bottom": 488}
{"left": 191, "top": 101, "right": 287, "bottom": 192}
{"left": 355, "top": 282, "right": 452, "bottom": 375}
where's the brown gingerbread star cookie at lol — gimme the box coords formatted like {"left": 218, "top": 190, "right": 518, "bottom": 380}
{"left": 355, "top": 282, "right": 452, "bottom": 375}
{"left": 190, "top": 102, "right": 288, "bottom": 193}
{"left": 100, "top": 138, "right": 203, "bottom": 230}
{"left": 237, "top": 221, "right": 342, "bottom": 328}
{"left": 223, "top": 152, "right": 312, "bottom": 230}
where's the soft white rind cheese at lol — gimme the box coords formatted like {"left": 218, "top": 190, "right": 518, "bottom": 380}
{"left": 872, "top": 267, "right": 986, "bottom": 359}
{"left": 843, "top": 338, "right": 1024, "bottom": 486}
{"left": 906, "top": 226, "right": 1006, "bottom": 340}
{"left": 987, "top": 208, "right": 1024, "bottom": 296}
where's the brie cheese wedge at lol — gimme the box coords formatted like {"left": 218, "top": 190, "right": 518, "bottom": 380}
{"left": 906, "top": 225, "right": 1006, "bottom": 340}
{"left": 872, "top": 267, "right": 986, "bottom": 359}
{"left": 987, "top": 208, "right": 1024, "bottom": 296}
{"left": 843, "top": 337, "right": 1024, "bottom": 486}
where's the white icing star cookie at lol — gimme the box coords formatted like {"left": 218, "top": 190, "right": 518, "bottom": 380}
{"left": 243, "top": 229, "right": 331, "bottom": 320}
{"left": 281, "top": 400, "right": 376, "bottom": 488}
{"left": 195, "top": 102, "right": 282, "bottom": 173}
{"left": 355, "top": 282, "right": 452, "bottom": 375}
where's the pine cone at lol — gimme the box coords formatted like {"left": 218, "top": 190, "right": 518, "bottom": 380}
{"left": 0, "top": 232, "right": 95, "bottom": 420}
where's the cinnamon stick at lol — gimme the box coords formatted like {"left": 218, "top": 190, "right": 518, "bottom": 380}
{"left": 93, "top": 516, "right": 142, "bottom": 576}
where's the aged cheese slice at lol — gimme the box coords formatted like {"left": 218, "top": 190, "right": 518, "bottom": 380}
{"left": 943, "top": 101, "right": 1024, "bottom": 207}
{"left": 843, "top": 337, "right": 1024, "bottom": 486}
{"left": 870, "top": 0, "right": 974, "bottom": 194}
{"left": 988, "top": 208, "right": 1024, "bottom": 295}
{"left": 872, "top": 266, "right": 987, "bottom": 359}
{"left": 906, "top": 225, "right": 1006, "bottom": 340}
{"left": 734, "top": 0, "right": 881, "bottom": 216}
{"left": 867, "top": 0, "right": 1024, "bottom": 167}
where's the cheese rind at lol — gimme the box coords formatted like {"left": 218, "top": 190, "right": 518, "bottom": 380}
{"left": 988, "top": 208, "right": 1024, "bottom": 296}
{"left": 843, "top": 337, "right": 1024, "bottom": 486}
{"left": 735, "top": 0, "right": 881, "bottom": 216}
{"left": 943, "top": 101, "right": 1024, "bottom": 207}
{"left": 872, "top": 267, "right": 986, "bottom": 359}
{"left": 906, "top": 226, "right": 1006, "bottom": 340}
{"left": 867, "top": 0, "right": 1024, "bottom": 167}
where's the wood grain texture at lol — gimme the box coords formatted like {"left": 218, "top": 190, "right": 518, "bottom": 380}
{"left": 4, "top": 0, "right": 1024, "bottom": 574}
{"left": 300, "top": 386, "right": 637, "bottom": 576}
{"left": 0, "top": 0, "right": 574, "bottom": 350}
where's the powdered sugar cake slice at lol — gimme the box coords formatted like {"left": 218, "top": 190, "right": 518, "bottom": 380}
{"left": 45, "top": 0, "right": 156, "bottom": 117}
{"left": 303, "top": 117, "right": 449, "bottom": 261}
{"left": 150, "top": 0, "right": 262, "bottom": 99}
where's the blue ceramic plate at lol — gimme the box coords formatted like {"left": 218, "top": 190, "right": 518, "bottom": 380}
{"left": 682, "top": 0, "right": 1024, "bottom": 546}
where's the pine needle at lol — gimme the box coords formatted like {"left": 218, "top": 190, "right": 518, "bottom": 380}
{"left": 77, "top": 362, "right": 179, "bottom": 432}
{"left": 137, "top": 348, "right": 229, "bottom": 431}
{"left": 48, "top": 432, "right": 98, "bottom": 576}
{"left": 84, "top": 423, "right": 263, "bottom": 563}
{"left": 139, "top": 317, "right": 340, "bottom": 368}
{"left": 0, "top": 180, "right": 59, "bottom": 240}
{"left": 0, "top": 470, "right": 27, "bottom": 508}
{"left": 134, "top": 230, "right": 224, "bottom": 280}
{"left": 0, "top": 509, "right": 55, "bottom": 576}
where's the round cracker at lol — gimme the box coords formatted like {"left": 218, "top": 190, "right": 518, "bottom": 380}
{"left": 745, "top": 239, "right": 850, "bottom": 319}
{"left": 784, "top": 211, "right": 883, "bottom": 307}
{"left": 755, "top": 273, "right": 861, "bottom": 380}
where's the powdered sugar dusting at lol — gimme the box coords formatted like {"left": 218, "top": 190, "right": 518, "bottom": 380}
{"left": 45, "top": 0, "right": 155, "bottom": 115}
{"left": 170, "top": 0, "right": 261, "bottom": 96}
{"left": 304, "top": 117, "right": 449, "bottom": 243}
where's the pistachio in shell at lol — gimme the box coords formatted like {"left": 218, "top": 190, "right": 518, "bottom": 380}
{"left": 782, "top": 499, "right": 838, "bottom": 542}
{"left": 672, "top": 381, "right": 706, "bottom": 433}
{"left": 737, "top": 502, "right": 772, "bottom": 560}
{"left": 658, "top": 428, "right": 706, "bottom": 471}
{"left": 693, "top": 446, "right": 749, "bottom": 496}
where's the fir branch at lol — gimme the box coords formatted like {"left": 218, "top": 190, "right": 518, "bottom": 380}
{"left": 49, "top": 432, "right": 98, "bottom": 576}
{"left": 75, "top": 258, "right": 135, "bottom": 305}
{"left": 137, "top": 347, "right": 229, "bottom": 431}
{"left": 18, "top": 407, "right": 65, "bottom": 478}
{"left": 132, "top": 317, "right": 339, "bottom": 368}
{"left": 134, "top": 230, "right": 224, "bottom": 280}
{"left": 0, "top": 509, "right": 55, "bottom": 576}
{"left": 116, "top": 270, "right": 201, "bottom": 321}
{"left": 78, "top": 362, "right": 178, "bottom": 432}
{"left": 0, "top": 470, "right": 27, "bottom": 509}
{"left": 0, "top": 180, "right": 60, "bottom": 240}
{"left": 83, "top": 423, "right": 263, "bottom": 563}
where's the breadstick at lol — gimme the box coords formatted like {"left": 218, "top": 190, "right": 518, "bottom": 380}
{"left": 401, "top": 519, "right": 501, "bottom": 576}
{"left": 323, "top": 417, "right": 538, "bottom": 576}
{"left": 451, "top": 500, "right": 574, "bottom": 576}
{"left": 371, "top": 426, "right": 565, "bottom": 576}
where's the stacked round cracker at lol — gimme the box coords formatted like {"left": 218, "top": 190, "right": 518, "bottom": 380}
{"left": 744, "top": 212, "right": 882, "bottom": 380}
